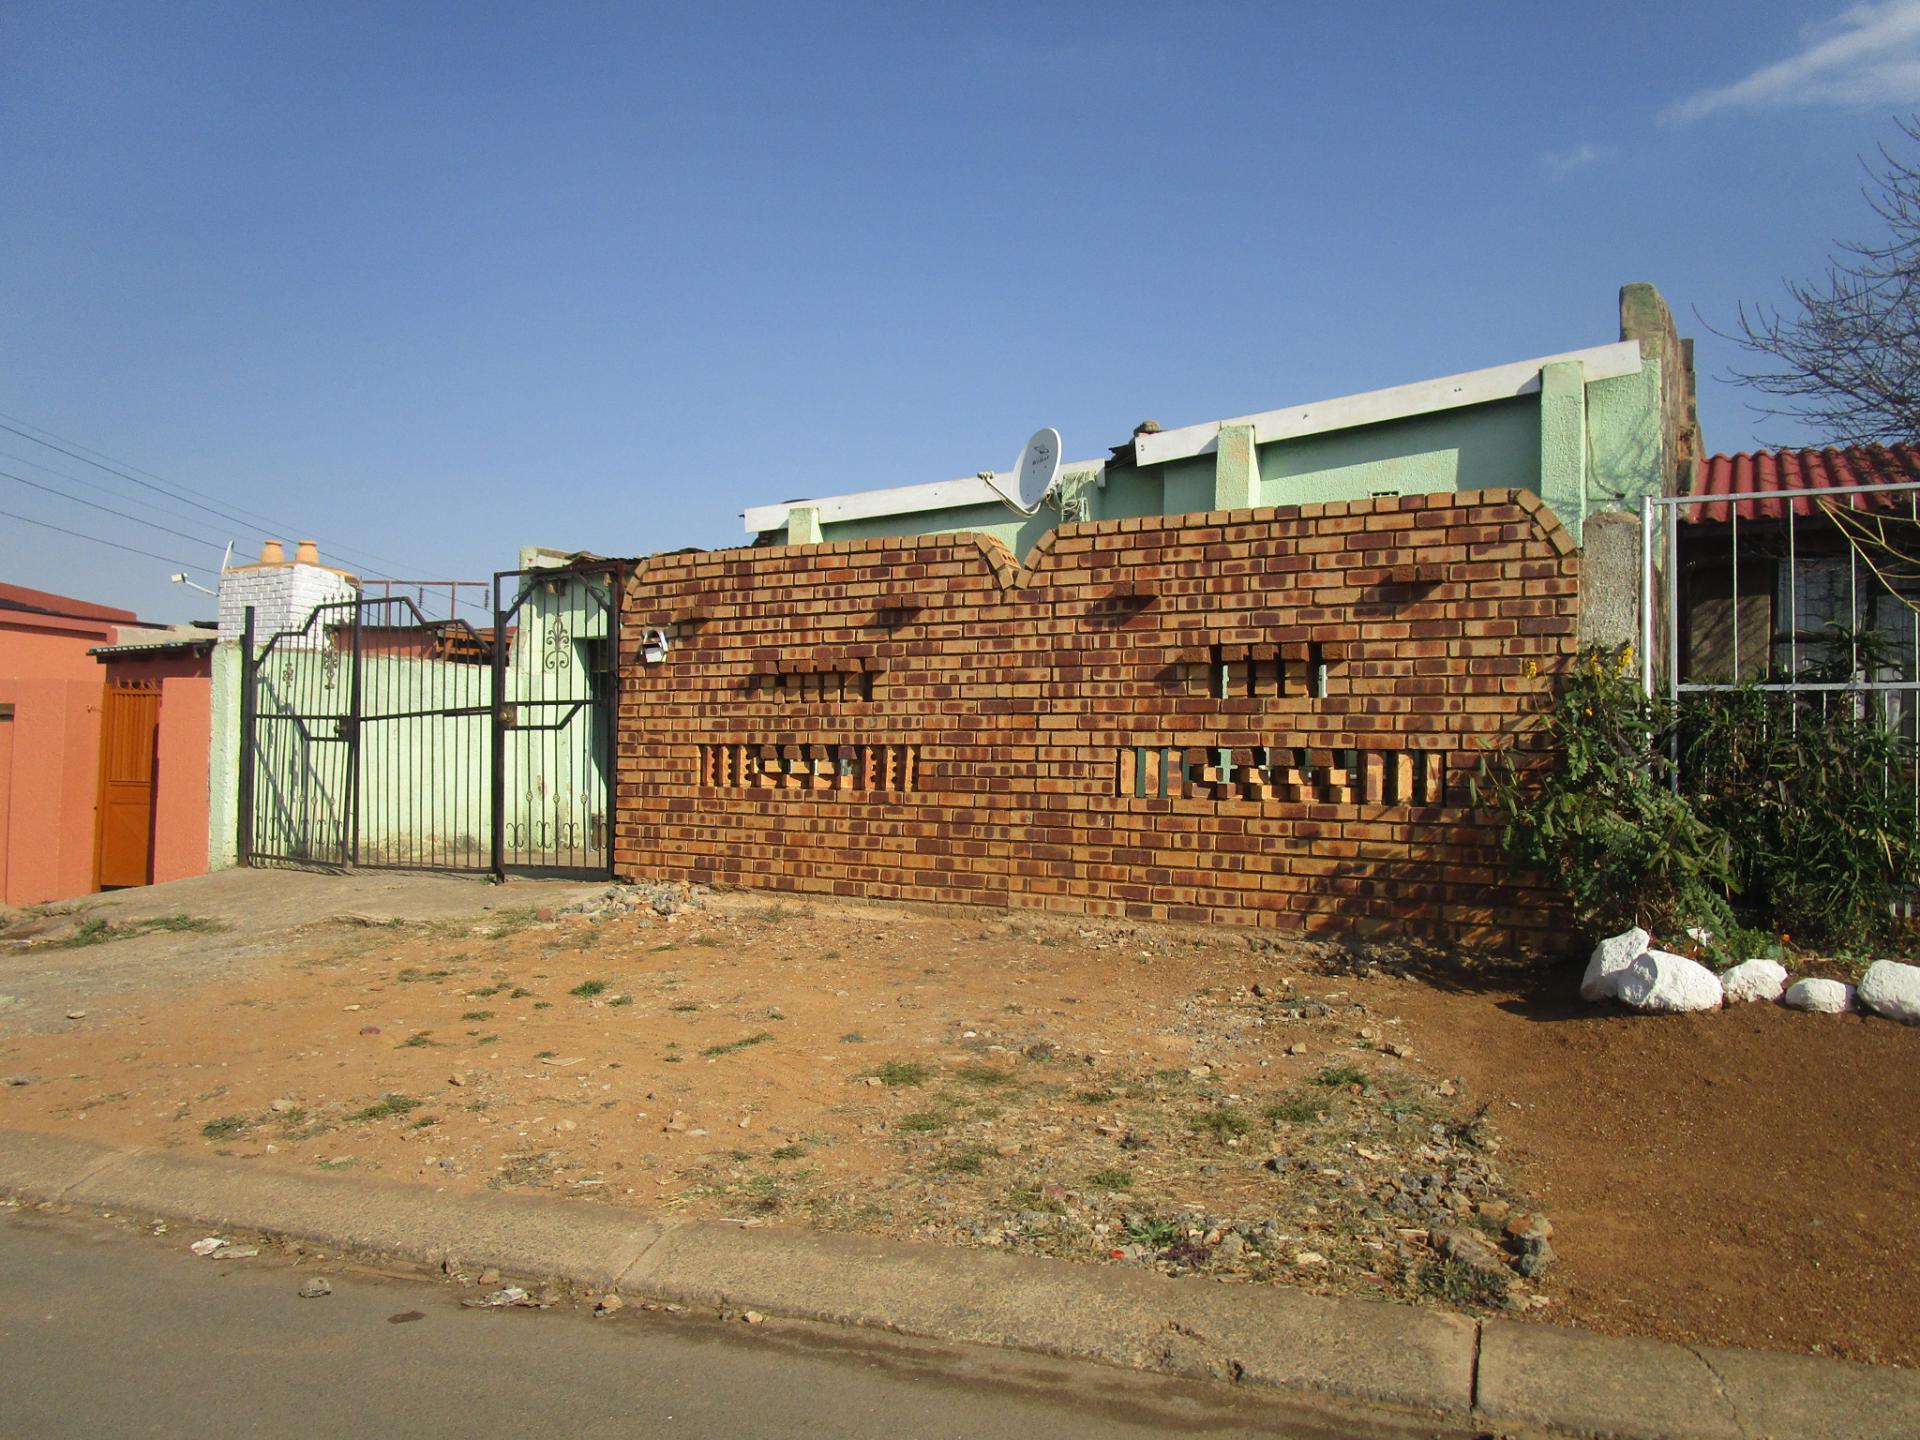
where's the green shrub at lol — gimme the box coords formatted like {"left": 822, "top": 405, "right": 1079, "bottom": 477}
{"left": 1478, "top": 643, "right": 1920, "bottom": 953}
{"left": 1476, "top": 648, "right": 1735, "bottom": 941}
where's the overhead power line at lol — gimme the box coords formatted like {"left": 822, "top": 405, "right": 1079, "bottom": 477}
{"left": 0, "top": 445, "right": 254, "bottom": 546}
{"left": 0, "top": 505, "right": 220, "bottom": 573}
{"left": 0, "top": 468, "right": 230, "bottom": 552}
{"left": 0, "top": 412, "right": 428, "bottom": 580}
{"left": 0, "top": 411, "right": 495, "bottom": 618}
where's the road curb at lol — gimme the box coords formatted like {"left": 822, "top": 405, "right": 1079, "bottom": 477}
{"left": 3, "top": 1128, "right": 1915, "bottom": 1437}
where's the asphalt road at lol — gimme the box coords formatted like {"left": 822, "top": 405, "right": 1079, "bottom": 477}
{"left": 0, "top": 1208, "right": 1471, "bottom": 1440}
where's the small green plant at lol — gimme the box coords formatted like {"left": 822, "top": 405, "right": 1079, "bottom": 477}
{"left": 569, "top": 979, "right": 609, "bottom": 998}
{"left": 346, "top": 1094, "right": 420, "bottom": 1123}
{"left": 509, "top": 987, "right": 533, "bottom": 999}
{"left": 398, "top": 1031, "right": 437, "bottom": 1048}
{"left": 1475, "top": 645, "right": 1735, "bottom": 941}
{"left": 1265, "top": 1094, "right": 1323, "bottom": 1124}
{"left": 700, "top": 1031, "right": 773, "bottom": 1058}
{"left": 484, "top": 908, "right": 542, "bottom": 938}
{"left": 199, "top": 1114, "right": 254, "bottom": 1141}
{"left": 670, "top": 1001, "right": 701, "bottom": 1013}
{"left": 55, "top": 914, "right": 224, "bottom": 949}
{"left": 876, "top": 1060, "right": 930, "bottom": 1087}
{"left": 460, "top": 1010, "right": 494, "bottom": 1022}
{"left": 840, "top": 1031, "right": 866, "bottom": 1044}
{"left": 1086, "top": 1168, "right": 1134, "bottom": 1190}
{"left": 1194, "top": 1106, "right": 1251, "bottom": 1140}
{"left": 1124, "top": 1215, "right": 1178, "bottom": 1249}
{"left": 1313, "top": 1065, "right": 1366, "bottom": 1089}
{"left": 896, "top": 1109, "right": 950, "bottom": 1133}
{"left": 532, "top": 1001, "right": 552, "bottom": 1010}
{"left": 63, "top": 918, "right": 112, "bottom": 948}
{"left": 1075, "top": 1088, "right": 1116, "bottom": 1104}
{"left": 534, "top": 1049, "right": 557, "bottom": 1060}
{"left": 467, "top": 984, "right": 506, "bottom": 999}
{"left": 769, "top": 1143, "right": 808, "bottom": 1161}
{"left": 1417, "top": 1258, "right": 1509, "bottom": 1310}
{"left": 607, "top": 994, "right": 634, "bottom": 1007}
{"left": 955, "top": 1064, "right": 1019, "bottom": 1088}
{"left": 397, "top": 967, "right": 454, "bottom": 984}
{"left": 473, "top": 1034, "right": 500, "bottom": 1046}
{"left": 937, "top": 1147, "right": 989, "bottom": 1175}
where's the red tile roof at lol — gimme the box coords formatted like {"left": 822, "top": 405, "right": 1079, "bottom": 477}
{"left": 1686, "top": 445, "right": 1920, "bottom": 524}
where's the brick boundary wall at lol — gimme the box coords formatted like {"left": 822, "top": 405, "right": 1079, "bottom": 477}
{"left": 614, "top": 489, "right": 1578, "bottom": 952}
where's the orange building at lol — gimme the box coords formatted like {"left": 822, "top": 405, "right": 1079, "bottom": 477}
{"left": 0, "top": 583, "right": 213, "bottom": 905}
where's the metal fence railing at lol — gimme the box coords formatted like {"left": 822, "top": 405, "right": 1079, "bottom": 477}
{"left": 1642, "top": 479, "right": 1920, "bottom": 836}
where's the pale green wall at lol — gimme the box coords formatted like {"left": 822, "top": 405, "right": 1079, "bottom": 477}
{"left": 1585, "top": 357, "right": 1665, "bottom": 505}
{"left": 791, "top": 354, "right": 1672, "bottom": 556}
{"left": 228, "top": 569, "right": 613, "bottom": 870}
{"left": 1256, "top": 395, "right": 1539, "bottom": 507}
{"left": 821, "top": 502, "right": 1052, "bottom": 554}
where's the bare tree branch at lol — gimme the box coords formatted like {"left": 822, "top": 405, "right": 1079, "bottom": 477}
{"left": 1714, "top": 116, "right": 1920, "bottom": 447}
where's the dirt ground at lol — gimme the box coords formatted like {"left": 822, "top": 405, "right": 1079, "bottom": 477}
{"left": 3, "top": 873, "right": 1916, "bottom": 1368}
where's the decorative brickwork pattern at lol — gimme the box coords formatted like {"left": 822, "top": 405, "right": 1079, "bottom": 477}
{"left": 615, "top": 489, "right": 1579, "bottom": 951}
{"left": 699, "top": 741, "right": 917, "bottom": 792}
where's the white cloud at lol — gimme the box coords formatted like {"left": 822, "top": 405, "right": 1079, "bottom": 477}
{"left": 1669, "top": 1, "right": 1920, "bottom": 122}
{"left": 1541, "top": 143, "right": 1613, "bottom": 174}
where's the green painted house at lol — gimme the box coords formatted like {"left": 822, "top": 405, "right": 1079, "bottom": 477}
{"left": 744, "top": 284, "right": 1700, "bottom": 556}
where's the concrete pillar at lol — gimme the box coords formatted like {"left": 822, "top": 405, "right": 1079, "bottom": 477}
{"left": 1213, "top": 424, "right": 1259, "bottom": 510}
{"left": 785, "top": 506, "right": 823, "bottom": 546}
{"left": 207, "top": 640, "right": 243, "bottom": 870}
{"left": 1539, "top": 361, "right": 1588, "bottom": 542}
{"left": 1576, "top": 510, "right": 1644, "bottom": 657}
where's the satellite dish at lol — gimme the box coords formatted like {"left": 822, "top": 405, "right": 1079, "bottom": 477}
{"left": 985, "top": 428, "right": 1062, "bottom": 514}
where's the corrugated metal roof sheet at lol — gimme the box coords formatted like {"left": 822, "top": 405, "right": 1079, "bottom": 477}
{"left": 1687, "top": 445, "right": 1920, "bottom": 524}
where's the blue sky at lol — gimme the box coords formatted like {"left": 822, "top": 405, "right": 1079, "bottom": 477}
{"left": 4, "top": 1, "right": 1919, "bottom": 620}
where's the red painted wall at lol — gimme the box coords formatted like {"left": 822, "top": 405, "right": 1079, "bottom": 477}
{"left": 0, "top": 589, "right": 126, "bottom": 905}
{"left": 0, "top": 677, "right": 103, "bottom": 905}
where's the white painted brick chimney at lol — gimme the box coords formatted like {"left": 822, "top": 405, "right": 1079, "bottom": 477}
{"left": 217, "top": 541, "right": 360, "bottom": 644}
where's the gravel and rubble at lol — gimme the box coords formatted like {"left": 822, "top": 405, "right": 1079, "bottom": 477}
{"left": 0, "top": 886, "right": 1551, "bottom": 1320}
{"left": 12, "top": 879, "right": 1919, "bottom": 1365}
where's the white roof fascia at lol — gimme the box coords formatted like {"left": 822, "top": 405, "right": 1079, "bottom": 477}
{"left": 742, "top": 460, "right": 1108, "bottom": 534}
{"left": 1131, "top": 339, "right": 1643, "bottom": 468}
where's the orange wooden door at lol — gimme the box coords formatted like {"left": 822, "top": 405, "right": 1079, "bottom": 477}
{"left": 94, "top": 683, "right": 160, "bottom": 890}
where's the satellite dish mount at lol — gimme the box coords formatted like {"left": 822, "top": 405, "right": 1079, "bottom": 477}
{"left": 985, "top": 428, "right": 1063, "bottom": 514}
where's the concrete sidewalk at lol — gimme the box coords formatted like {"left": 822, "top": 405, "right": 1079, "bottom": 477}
{"left": 2, "top": 1128, "right": 1912, "bottom": 1439}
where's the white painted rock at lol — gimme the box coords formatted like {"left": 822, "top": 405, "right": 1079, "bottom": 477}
{"left": 1721, "top": 958, "right": 1789, "bottom": 1004}
{"left": 1858, "top": 960, "right": 1920, "bottom": 1024}
{"left": 1582, "top": 927, "right": 1650, "bottom": 1002}
{"left": 1615, "top": 949, "right": 1724, "bottom": 1013}
{"left": 1783, "top": 978, "right": 1855, "bottom": 1014}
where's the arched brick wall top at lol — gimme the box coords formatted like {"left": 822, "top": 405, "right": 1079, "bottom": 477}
{"left": 613, "top": 489, "right": 1580, "bottom": 952}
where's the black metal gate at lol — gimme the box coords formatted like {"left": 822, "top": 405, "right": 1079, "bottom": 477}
{"left": 491, "top": 561, "right": 621, "bottom": 875}
{"left": 238, "top": 561, "right": 621, "bottom": 878}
